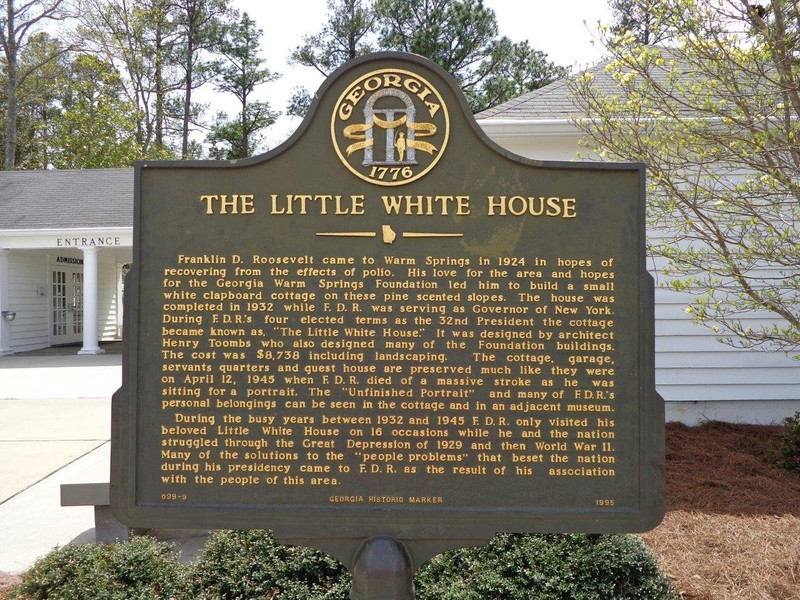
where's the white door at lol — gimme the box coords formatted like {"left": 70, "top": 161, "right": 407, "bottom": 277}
{"left": 50, "top": 267, "right": 84, "bottom": 344}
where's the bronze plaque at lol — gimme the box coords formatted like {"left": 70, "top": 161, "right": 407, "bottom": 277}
{"left": 112, "top": 52, "right": 664, "bottom": 551}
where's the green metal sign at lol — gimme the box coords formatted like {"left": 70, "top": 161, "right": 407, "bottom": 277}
{"left": 112, "top": 52, "right": 664, "bottom": 567}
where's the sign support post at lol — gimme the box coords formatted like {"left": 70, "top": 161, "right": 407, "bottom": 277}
{"left": 349, "top": 536, "right": 414, "bottom": 600}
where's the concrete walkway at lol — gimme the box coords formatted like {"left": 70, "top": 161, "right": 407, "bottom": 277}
{"left": 0, "top": 344, "right": 119, "bottom": 573}
{"left": 0, "top": 343, "right": 207, "bottom": 575}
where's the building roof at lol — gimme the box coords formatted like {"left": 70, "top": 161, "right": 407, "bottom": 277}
{"left": 0, "top": 168, "right": 133, "bottom": 230}
{"left": 477, "top": 47, "right": 693, "bottom": 121}
{"left": 477, "top": 58, "right": 614, "bottom": 121}
{"left": 476, "top": 70, "right": 592, "bottom": 121}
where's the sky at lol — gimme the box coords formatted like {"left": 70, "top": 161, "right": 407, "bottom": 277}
{"left": 218, "top": 0, "right": 613, "bottom": 147}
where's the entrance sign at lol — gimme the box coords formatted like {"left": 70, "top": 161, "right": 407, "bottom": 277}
{"left": 112, "top": 52, "right": 664, "bottom": 567}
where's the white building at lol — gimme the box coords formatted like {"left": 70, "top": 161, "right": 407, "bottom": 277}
{"left": 0, "top": 169, "right": 132, "bottom": 355}
{"left": 476, "top": 66, "right": 800, "bottom": 425}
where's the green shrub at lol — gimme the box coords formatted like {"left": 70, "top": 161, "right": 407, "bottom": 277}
{"left": 186, "top": 529, "right": 351, "bottom": 600}
{"left": 11, "top": 530, "right": 677, "bottom": 600}
{"left": 414, "top": 533, "right": 678, "bottom": 600}
{"left": 776, "top": 411, "right": 800, "bottom": 472}
{"left": 188, "top": 530, "right": 675, "bottom": 600}
{"left": 11, "top": 536, "right": 184, "bottom": 600}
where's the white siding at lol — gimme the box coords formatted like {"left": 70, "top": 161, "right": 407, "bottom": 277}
{"left": 654, "top": 286, "right": 799, "bottom": 402}
{"left": 2, "top": 247, "right": 128, "bottom": 353}
{"left": 7, "top": 251, "right": 49, "bottom": 352}
{"left": 97, "top": 250, "right": 121, "bottom": 341}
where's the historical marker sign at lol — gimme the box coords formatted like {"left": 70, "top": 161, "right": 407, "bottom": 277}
{"left": 112, "top": 52, "right": 664, "bottom": 563}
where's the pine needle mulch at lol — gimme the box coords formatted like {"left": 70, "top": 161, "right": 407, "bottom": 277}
{"left": 640, "top": 421, "right": 800, "bottom": 600}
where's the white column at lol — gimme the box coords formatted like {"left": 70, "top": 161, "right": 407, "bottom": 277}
{"left": 79, "top": 246, "right": 105, "bottom": 355}
{"left": 0, "top": 249, "right": 12, "bottom": 356}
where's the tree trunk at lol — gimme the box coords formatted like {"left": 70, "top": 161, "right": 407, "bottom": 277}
{"left": 240, "top": 106, "right": 248, "bottom": 158}
{"left": 155, "top": 18, "right": 164, "bottom": 149}
{"left": 4, "top": 60, "right": 17, "bottom": 170}
{"left": 240, "top": 88, "right": 248, "bottom": 158}
{"left": 182, "top": 36, "right": 194, "bottom": 159}
{"left": 3, "top": 0, "right": 17, "bottom": 170}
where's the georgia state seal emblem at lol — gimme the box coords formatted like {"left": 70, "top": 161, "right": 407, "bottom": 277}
{"left": 331, "top": 68, "right": 450, "bottom": 187}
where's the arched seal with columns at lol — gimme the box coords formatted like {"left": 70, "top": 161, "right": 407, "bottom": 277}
{"left": 331, "top": 67, "right": 449, "bottom": 186}
{"left": 362, "top": 88, "right": 418, "bottom": 166}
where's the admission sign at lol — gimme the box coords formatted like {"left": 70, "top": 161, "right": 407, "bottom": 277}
{"left": 112, "top": 52, "right": 664, "bottom": 568}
